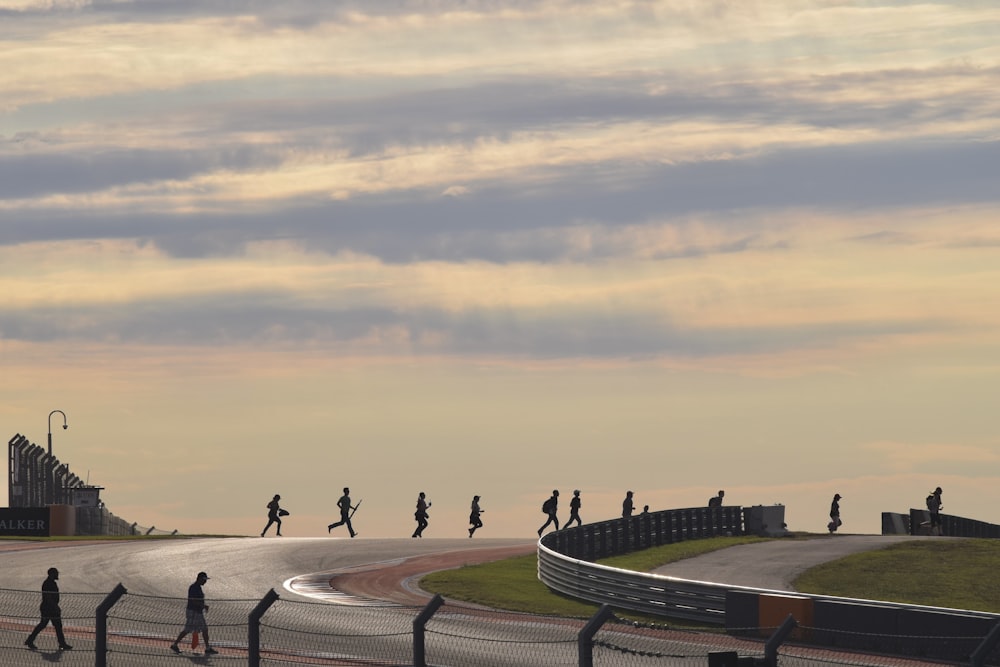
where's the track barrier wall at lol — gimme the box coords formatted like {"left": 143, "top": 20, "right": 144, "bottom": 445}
{"left": 541, "top": 506, "right": 1000, "bottom": 666}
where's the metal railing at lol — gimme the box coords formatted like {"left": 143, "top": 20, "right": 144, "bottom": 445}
{"left": 537, "top": 506, "right": 1000, "bottom": 665}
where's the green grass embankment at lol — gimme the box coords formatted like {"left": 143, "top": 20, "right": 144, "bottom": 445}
{"left": 793, "top": 538, "right": 1000, "bottom": 613}
{"left": 420, "top": 535, "right": 770, "bottom": 618}
{"left": 423, "top": 535, "right": 1000, "bottom": 618}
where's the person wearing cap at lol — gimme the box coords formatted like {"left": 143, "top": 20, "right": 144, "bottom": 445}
{"left": 829, "top": 493, "right": 843, "bottom": 533}
{"left": 564, "top": 490, "right": 583, "bottom": 528}
{"left": 24, "top": 567, "right": 72, "bottom": 651}
{"left": 170, "top": 571, "right": 217, "bottom": 655}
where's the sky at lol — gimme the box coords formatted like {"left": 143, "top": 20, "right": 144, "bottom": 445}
{"left": 2, "top": 0, "right": 1000, "bottom": 539}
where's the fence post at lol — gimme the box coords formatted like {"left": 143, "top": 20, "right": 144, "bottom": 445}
{"left": 970, "top": 620, "right": 1000, "bottom": 667}
{"left": 413, "top": 593, "right": 444, "bottom": 667}
{"left": 578, "top": 604, "right": 614, "bottom": 667}
{"left": 95, "top": 583, "right": 127, "bottom": 667}
{"left": 249, "top": 588, "right": 280, "bottom": 667}
{"left": 764, "top": 614, "right": 798, "bottom": 667}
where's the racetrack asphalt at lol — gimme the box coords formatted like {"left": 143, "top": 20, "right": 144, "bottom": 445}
{"left": 649, "top": 534, "right": 947, "bottom": 590}
{"left": 0, "top": 533, "right": 944, "bottom": 602}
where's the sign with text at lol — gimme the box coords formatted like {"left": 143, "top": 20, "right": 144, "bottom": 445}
{"left": 0, "top": 507, "right": 50, "bottom": 537}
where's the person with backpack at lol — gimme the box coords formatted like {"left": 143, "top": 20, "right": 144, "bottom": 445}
{"left": 538, "top": 489, "right": 560, "bottom": 536}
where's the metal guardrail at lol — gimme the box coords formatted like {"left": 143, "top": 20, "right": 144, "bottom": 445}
{"left": 537, "top": 507, "right": 741, "bottom": 624}
{"left": 538, "top": 539, "right": 729, "bottom": 623}
{"left": 538, "top": 506, "right": 1000, "bottom": 626}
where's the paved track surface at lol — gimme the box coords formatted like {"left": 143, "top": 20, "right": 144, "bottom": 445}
{"left": 650, "top": 534, "right": 943, "bottom": 590}
{"left": 0, "top": 537, "right": 535, "bottom": 599}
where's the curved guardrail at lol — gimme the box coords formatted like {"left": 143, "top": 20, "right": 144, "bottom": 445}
{"left": 538, "top": 538, "right": 730, "bottom": 623}
{"left": 537, "top": 507, "right": 1000, "bottom": 632}
{"left": 537, "top": 506, "right": 743, "bottom": 623}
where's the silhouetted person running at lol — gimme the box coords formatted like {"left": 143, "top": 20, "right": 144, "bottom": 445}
{"left": 261, "top": 494, "right": 283, "bottom": 537}
{"left": 24, "top": 567, "right": 72, "bottom": 651}
{"left": 708, "top": 490, "right": 725, "bottom": 507}
{"left": 328, "top": 487, "right": 358, "bottom": 537}
{"left": 622, "top": 490, "right": 635, "bottom": 518}
{"left": 564, "top": 489, "right": 582, "bottom": 528}
{"left": 170, "top": 572, "right": 217, "bottom": 655}
{"left": 538, "top": 489, "right": 560, "bottom": 536}
{"left": 469, "top": 495, "right": 484, "bottom": 537}
{"left": 412, "top": 492, "right": 431, "bottom": 537}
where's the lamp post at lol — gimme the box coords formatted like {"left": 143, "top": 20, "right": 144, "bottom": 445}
{"left": 48, "top": 409, "right": 68, "bottom": 457}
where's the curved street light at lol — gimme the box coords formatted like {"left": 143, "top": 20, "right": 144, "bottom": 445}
{"left": 48, "top": 409, "right": 68, "bottom": 457}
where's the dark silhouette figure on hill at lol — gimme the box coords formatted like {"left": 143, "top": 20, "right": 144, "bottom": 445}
{"left": 170, "top": 572, "right": 217, "bottom": 655}
{"left": 622, "top": 490, "right": 635, "bottom": 518}
{"left": 564, "top": 489, "right": 582, "bottom": 528}
{"left": 927, "top": 486, "right": 943, "bottom": 534}
{"left": 469, "top": 495, "right": 484, "bottom": 537}
{"left": 412, "top": 492, "right": 431, "bottom": 537}
{"left": 538, "top": 489, "right": 560, "bottom": 536}
{"left": 24, "top": 567, "right": 72, "bottom": 651}
{"left": 828, "top": 493, "right": 842, "bottom": 533}
{"left": 328, "top": 487, "right": 358, "bottom": 537}
{"left": 708, "top": 490, "right": 725, "bottom": 507}
{"left": 261, "top": 494, "right": 283, "bottom": 537}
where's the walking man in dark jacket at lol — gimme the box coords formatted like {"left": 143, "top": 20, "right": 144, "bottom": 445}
{"left": 25, "top": 567, "right": 72, "bottom": 651}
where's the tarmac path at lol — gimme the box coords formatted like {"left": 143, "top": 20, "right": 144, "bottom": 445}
{"left": 649, "top": 534, "right": 940, "bottom": 590}
{"left": 653, "top": 534, "right": 947, "bottom": 591}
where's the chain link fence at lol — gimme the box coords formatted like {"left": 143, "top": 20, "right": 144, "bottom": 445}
{"left": 1, "top": 585, "right": 994, "bottom": 666}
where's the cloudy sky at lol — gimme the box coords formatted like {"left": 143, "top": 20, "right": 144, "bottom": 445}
{"left": 2, "top": 1, "right": 999, "bottom": 539}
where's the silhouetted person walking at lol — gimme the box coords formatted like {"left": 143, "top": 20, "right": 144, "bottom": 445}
{"left": 468, "top": 495, "right": 484, "bottom": 537}
{"left": 622, "top": 490, "right": 635, "bottom": 518}
{"left": 564, "top": 489, "right": 582, "bottom": 528}
{"left": 261, "top": 494, "right": 283, "bottom": 537}
{"left": 328, "top": 487, "right": 358, "bottom": 537}
{"left": 708, "top": 490, "right": 725, "bottom": 507}
{"left": 170, "top": 572, "right": 217, "bottom": 655}
{"left": 24, "top": 567, "right": 72, "bottom": 651}
{"left": 412, "top": 492, "right": 431, "bottom": 537}
{"left": 538, "top": 489, "right": 560, "bottom": 536}
{"left": 828, "top": 493, "right": 842, "bottom": 533}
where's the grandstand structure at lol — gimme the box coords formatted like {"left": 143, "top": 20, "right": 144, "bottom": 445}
{"left": 5, "top": 432, "right": 172, "bottom": 537}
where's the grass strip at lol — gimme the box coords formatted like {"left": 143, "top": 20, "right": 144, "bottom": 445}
{"left": 421, "top": 535, "right": 770, "bottom": 618}
{"left": 794, "top": 538, "right": 1000, "bottom": 613}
